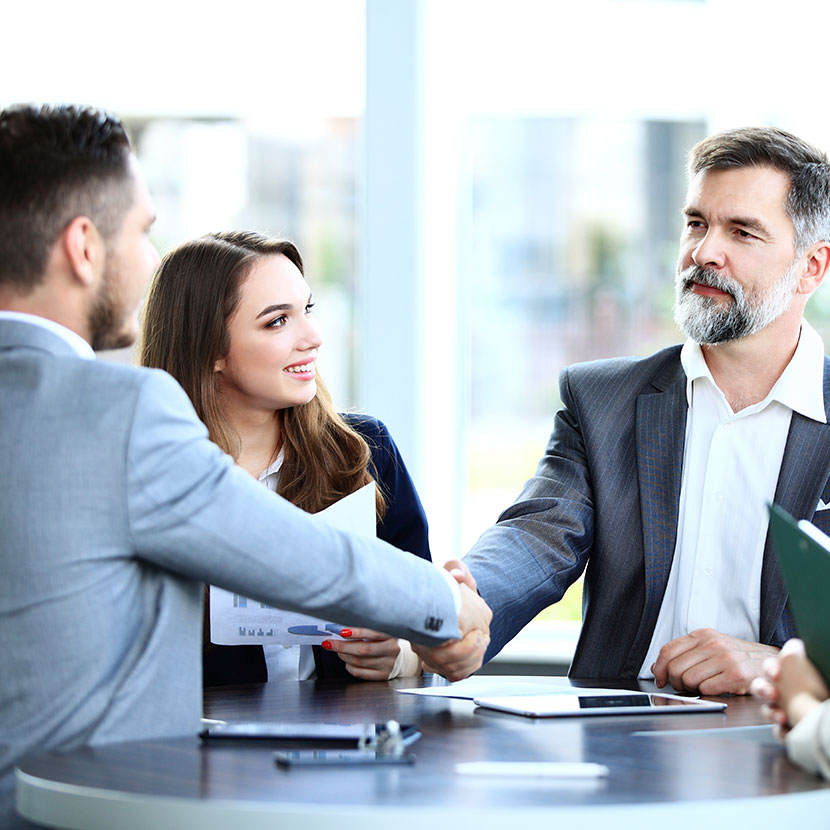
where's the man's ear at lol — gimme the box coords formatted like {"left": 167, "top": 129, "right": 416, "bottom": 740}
{"left": 798, "top": 241, "right": 830, "bottom": 295}
{"left": 61, "top": 216, "right": 105, "bottom": 288}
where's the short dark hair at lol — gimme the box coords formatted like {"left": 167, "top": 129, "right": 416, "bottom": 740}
{"left": 688, "top": 126, "right": 830, "bottom": 253}
{"left": 0, "top": 103, "right": 134, "bottom": 292}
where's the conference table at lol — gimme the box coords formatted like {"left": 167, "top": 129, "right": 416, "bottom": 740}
{"left": 15, "top": 675, "right": 830, "bottom": 829}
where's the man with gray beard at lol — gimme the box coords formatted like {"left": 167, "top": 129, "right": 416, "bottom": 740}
{"left": 674, "top": 259, "right": 801, "bottom": 346}
{"left": 416, "top": 127, "right": 830, "bottom": 697}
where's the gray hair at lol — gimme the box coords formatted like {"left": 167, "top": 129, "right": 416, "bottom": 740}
{"left": 688, "top": 126, "right": 830, "bottom": 255}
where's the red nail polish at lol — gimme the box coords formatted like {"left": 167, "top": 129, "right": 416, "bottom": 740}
{"left": 321, "top": 640, "right": 332, "bottom": 650}
{"left": 340, "top": 629, "right": 352, "bottom": 638}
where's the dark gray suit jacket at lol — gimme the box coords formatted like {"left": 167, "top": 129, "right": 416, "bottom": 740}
{"left": 465, "top": 345, "right": 830, "bottom": 679}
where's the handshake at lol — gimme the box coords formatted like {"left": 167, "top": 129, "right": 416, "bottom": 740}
{"left": 412, "top": 559, "right": 493, "bottom": 681}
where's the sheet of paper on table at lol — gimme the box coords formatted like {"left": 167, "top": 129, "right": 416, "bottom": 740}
{"left": 209, "top": 482, "right": 376, "bottom": 646}
{"left": 395, "top": 675, "right": 659, "bottom": 700}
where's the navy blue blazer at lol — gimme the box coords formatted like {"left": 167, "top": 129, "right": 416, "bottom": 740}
{"left": 203, "top": 414, "right": 431, "bottom": 686}
{"left": 465, "top": 347, "right": 830, "bottom": 680}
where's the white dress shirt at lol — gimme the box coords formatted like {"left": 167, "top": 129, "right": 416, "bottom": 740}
{"left": 256, "top": 452, "right": 317, "bottom": 682}
{"left": 640, "top": 321, "right": 827, "bottom": 677}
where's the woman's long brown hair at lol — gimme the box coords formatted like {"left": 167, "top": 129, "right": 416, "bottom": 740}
{"left": 139, "top": 230, "right": 386, "bottom": 519}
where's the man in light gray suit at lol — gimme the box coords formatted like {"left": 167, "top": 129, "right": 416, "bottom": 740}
{"left": 417, "top": 127, "right": 830, "bottom": 695}
{"left": 0, "top": 103, "right": 491, "bottom": 824}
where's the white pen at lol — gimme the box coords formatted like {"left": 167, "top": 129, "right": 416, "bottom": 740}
{"left": 455, "top": 762, "right": 609, "bottom": 779}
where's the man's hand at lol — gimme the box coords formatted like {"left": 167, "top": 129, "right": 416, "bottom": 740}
{"left": 412, "top": 559, "right": 492, "bottom": 682}
{"left": 651, "top": 628, "right": 778, "bottom": 695}
{"left": 751, "top": 639, "right": 829, "bottom": 735}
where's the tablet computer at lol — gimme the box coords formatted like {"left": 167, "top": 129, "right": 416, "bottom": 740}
{"left": 768, "top": 503, "right": 830, "bottom": 684}
{"left": 472, "top": 692, "right": 726, "bottom": 717}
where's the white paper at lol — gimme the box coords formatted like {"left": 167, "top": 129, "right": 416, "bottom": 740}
{"left": 396, "top": 675, "right": 646, "bottom": 700}
{"left": 209, "top": 482, "right": 377, "bottom": 645}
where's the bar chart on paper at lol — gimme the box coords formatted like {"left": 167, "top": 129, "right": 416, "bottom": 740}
{"left": 210, "top": 482, "right": 378, "bottom": 645}
{"left": 232, "top": 594, "right": 275, "bottom": 609}
{"left": 210, "top": 587, "right": 345, "bottom": 645}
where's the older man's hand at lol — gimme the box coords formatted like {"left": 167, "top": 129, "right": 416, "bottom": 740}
{"left": 651, "top": 628, "right": 778, "bottom": 695}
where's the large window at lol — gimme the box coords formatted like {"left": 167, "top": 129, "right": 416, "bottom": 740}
{"left": 5, "top": 0, "right": 830, "bottom": 667}
{"left": 362, "top": 0, "right": 830, "bottom": 665}
{"left": 460, "top": 117, "right": 707, "bottom": 636}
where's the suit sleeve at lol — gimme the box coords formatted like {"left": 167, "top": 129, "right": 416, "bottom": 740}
{"left": 463, "top": 366, "right": 594, "bottom": 661}
{"left": 124, "top": 370, "right": 459, "bottom": 646}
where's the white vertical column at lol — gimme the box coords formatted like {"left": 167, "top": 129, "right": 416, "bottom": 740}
{"left": 362, "top": 0, "right": 463, "bottom": 562}
{"left": 361, "top": 0, "right": 425, "bottom": 471}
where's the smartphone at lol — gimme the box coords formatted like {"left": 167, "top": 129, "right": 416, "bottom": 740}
{"left": 274, "top": 749, "right": 416, "bottom": 768}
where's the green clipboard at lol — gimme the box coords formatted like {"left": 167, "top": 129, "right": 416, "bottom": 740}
{"left": 768, "top": 503, "right": 830, "bottom": 684}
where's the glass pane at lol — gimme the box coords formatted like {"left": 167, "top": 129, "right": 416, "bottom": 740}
{"left": 461, "top": 117, "right": 709, "bottom": 621}
{"left": 128, "top": 118, "right": 360, "bottom": 407}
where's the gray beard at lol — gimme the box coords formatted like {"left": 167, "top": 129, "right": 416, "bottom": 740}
{"left": 673, "top": 263, "right": 799, "bottom": 345}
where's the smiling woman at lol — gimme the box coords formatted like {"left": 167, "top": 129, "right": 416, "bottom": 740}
{"left": 138, "top": 231, "right": 431, "bottom": 686}
{"left": 213, "top": 253, "right": 324, "bottom": 458}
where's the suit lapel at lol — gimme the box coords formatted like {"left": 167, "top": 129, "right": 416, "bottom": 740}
{"left": 626, "top": 358, "right": 687, "bottom": 669}
{"left": 761, "top": 356, "right": 830, "bottom": 643}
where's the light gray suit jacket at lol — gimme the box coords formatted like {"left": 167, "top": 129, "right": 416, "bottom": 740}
{"left": 465, "top": 345, "right": 830, "bottom": 679}
{"left": 0, "top": 320, "right": 458, "bottom": 794}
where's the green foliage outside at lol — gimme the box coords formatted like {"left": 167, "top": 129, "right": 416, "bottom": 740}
{"left": 468, "top": 428, "right": 584, "bottom": 623}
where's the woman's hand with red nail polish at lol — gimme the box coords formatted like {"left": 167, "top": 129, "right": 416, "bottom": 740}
{"left": 321, "top": 628, "right": 422, "bottom": 680}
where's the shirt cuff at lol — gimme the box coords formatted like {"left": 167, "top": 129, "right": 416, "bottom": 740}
{"left": 435, "top": 564, "right": 462, "bottom": 614}
{"left": 785, "top": 699, "right": 830, "bottom": 780}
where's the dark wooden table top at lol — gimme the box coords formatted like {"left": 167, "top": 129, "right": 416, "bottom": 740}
{"left": 15, "top": 676, "right": 830, "bottom": 829}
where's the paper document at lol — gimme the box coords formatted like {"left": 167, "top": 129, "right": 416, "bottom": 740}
{"left": 209, "top": 482, "right": 376, "bottom": 646}
{"left": 396, "top": 675, "right": 644, "bottom": 700}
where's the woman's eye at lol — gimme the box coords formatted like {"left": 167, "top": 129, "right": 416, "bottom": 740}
{"left": 266, "top": 316, "right": 287, "bottom": 329}
{"left": 305, "top": 302, "right": 315, "bottom": 315}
